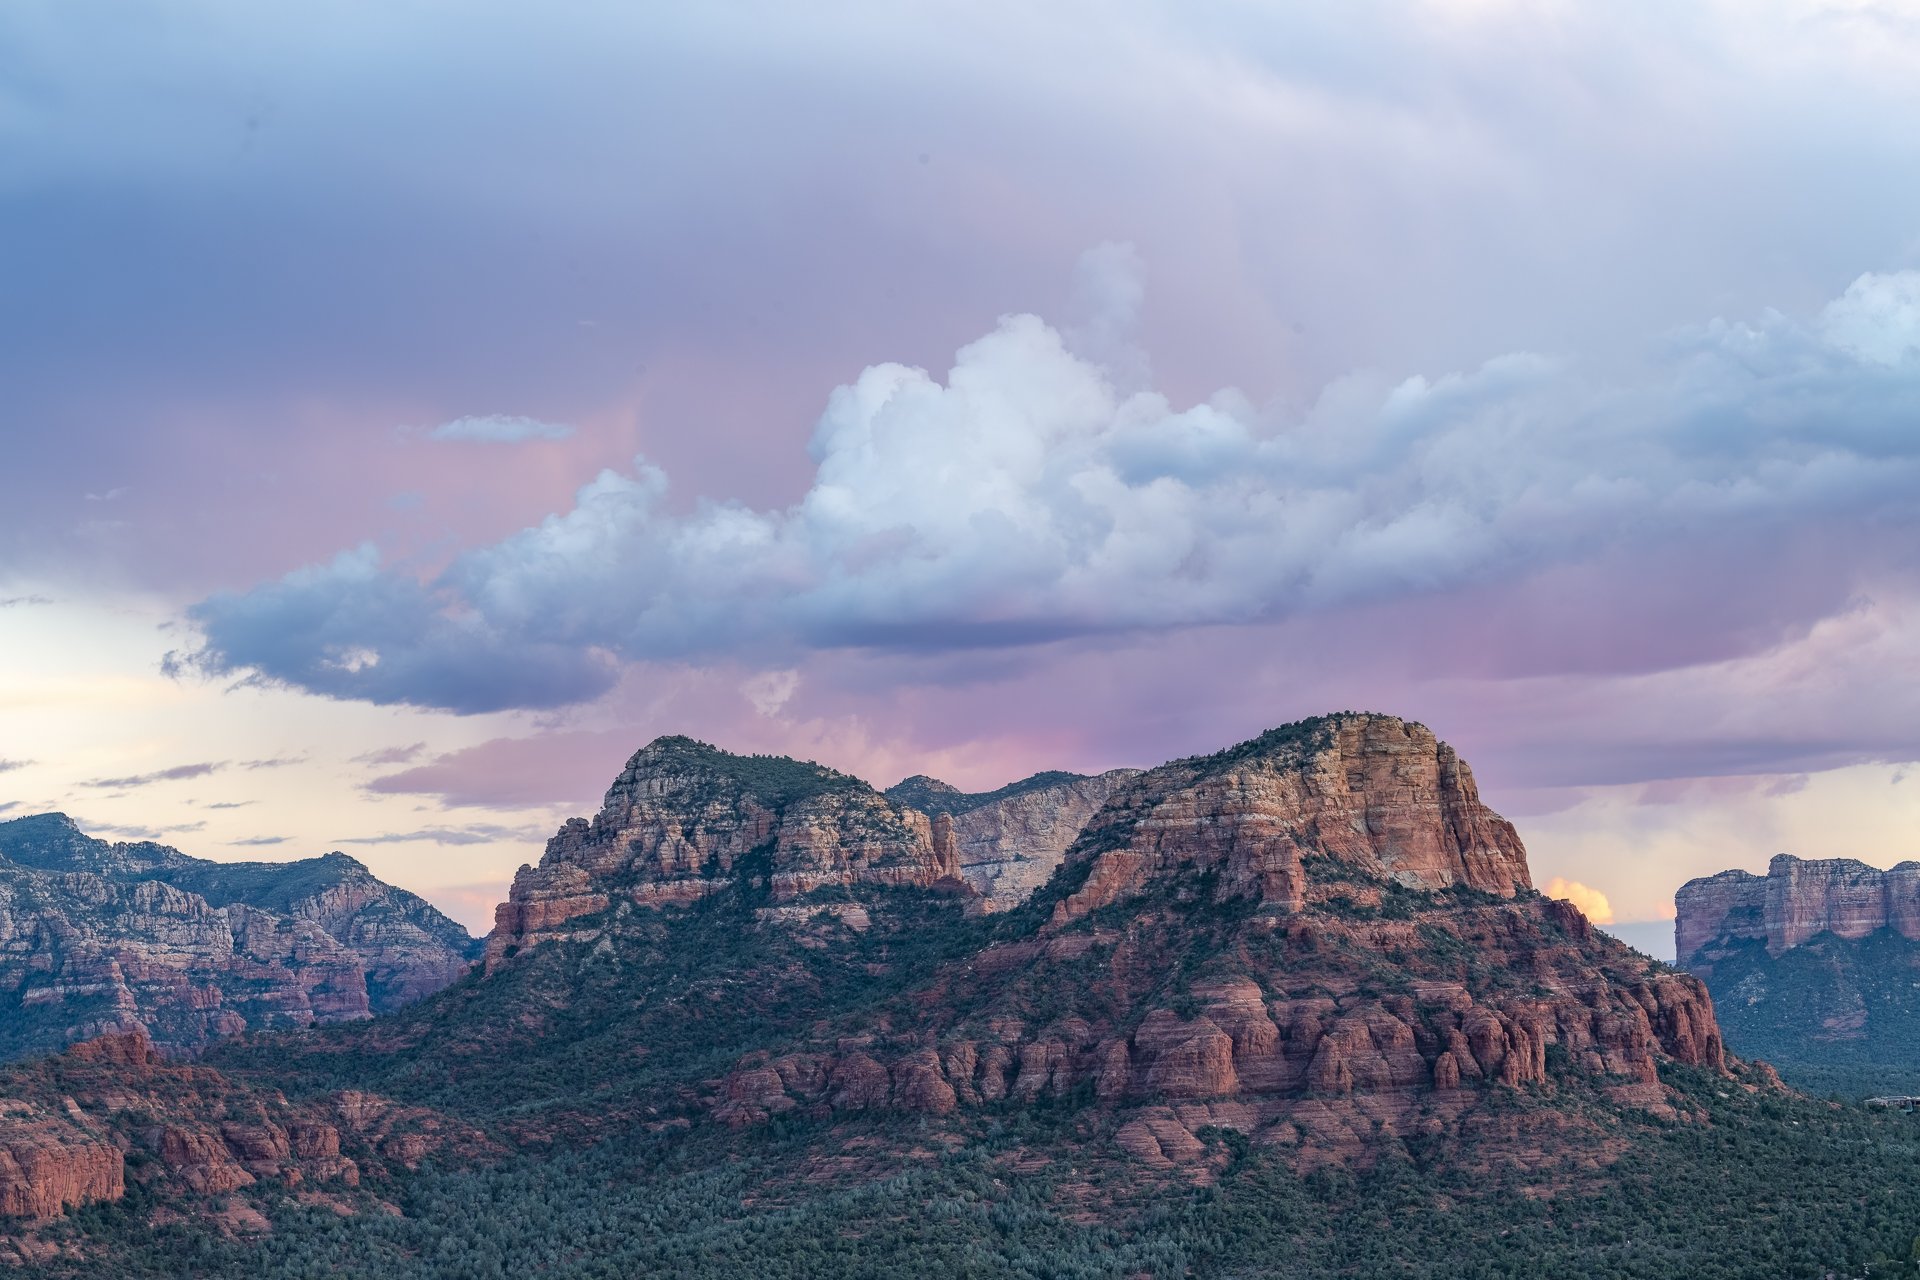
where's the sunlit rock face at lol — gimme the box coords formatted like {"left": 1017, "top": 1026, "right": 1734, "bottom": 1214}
{"left": 1050, "top": 714, "right": 1533, "bottom": 925}
{"left": 1676, "top": 854, "right": 1920, "bottom": 1064}
{"left": 0, "top": 814, "right": 479, "bottom": 1058}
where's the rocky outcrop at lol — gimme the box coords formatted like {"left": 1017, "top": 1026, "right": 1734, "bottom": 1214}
{"left": 0, "top": 1030, "right": 488, "bottom": 1221}
{"left": 713, "top": 715, "right": 1727, "bottom": 1162}
{"left": 0, "top": 815, "right": 479, "bottom": 1059}
{"left": 886, "top": 770, "right": 1142, "bottom": 912}
{"left": 485, "top": 738, "right": 967, "bottom": 968}
{"left": 1676, "top": 854, "right": 1920, "bottom": 969}
{"left": 1051, "top": 715, "right": 1531, "bottom": 925}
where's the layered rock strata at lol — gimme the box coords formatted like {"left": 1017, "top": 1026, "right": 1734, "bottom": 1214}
{"left": 0, "top": 815, "right": 478, "bottom": 1058}
{"left": 1676, "top": 854, "right": 1920, "bottom": 969}
{"left": 485, "top": 738, "right": 966, "bottom": 968}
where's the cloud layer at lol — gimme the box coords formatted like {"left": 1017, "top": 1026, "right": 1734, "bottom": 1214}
{"left": 177, "top": 263, "right": 1920, "bottom": 714}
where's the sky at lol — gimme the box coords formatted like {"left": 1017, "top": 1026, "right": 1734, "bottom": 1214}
{"left": 5, "top": 0, "right": 1920, "bottom": 954}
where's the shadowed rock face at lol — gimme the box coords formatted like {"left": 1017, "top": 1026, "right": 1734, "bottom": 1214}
{"left": 886, "top": 770, "right": 1143, "bottom": 912}
{"left": 0, "top": 815, "right": 479, "bottom": 1058}
{"left": 712, "top": 715, "right": 1726, "bottom": 1164}
{"left": 1676, "top": 854, "right": 1920, "bottom": 969}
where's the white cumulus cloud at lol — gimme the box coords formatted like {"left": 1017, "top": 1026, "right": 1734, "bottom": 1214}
{"left": 177, "top": 260, "right": 1920, "bottom": 714}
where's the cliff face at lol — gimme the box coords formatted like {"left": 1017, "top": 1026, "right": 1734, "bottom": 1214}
{"left": 1676, "top": 854, "right": 1920, "bottom": 969}
{"left": 885, "top": 770, "right": 1142, "bottom": 912}
{"left": 1677, "top": 854, "right": 1920, "bottom": 1062}
{"left": 0, "top": 713, "right": 1740, "bottom": 1233}
{"left": 1052, "top": 716, "right": 1532, "bottom": 924}
{"left": 714, "top": 716, "right": 1726, "bottom": 1166}
{"left": 485, "top": 738, "right": 964, "bottom": 969}
{"left": 0, "top": 815, "right": 479, "bottom": 1059}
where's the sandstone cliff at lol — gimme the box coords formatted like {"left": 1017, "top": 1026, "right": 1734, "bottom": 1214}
{"left": 0, "top": 713, "right": 1741, "bottom": 1230}
{"left": 1677, "top": 853, "right": 1920, "bottom": 1062}
{"left": 0, "top": 815, "right": 478, "bottom": 1059}
{"left": 713, "top": 715, "right": 1728, "bottom": 1167}
{"left": 484, "top": 737, "right": 965, "bottom": 968}
{"left": 1677, "top": 853, "right": 1920, "bottom": 968}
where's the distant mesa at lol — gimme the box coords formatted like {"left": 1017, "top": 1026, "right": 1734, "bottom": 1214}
{"left": 0, "top": 812, "right": 479, "bottom": 1060}
{"left": 1677, "top": 854, "right": 1920, "bottom": 1065}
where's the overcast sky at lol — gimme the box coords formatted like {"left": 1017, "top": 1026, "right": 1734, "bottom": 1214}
{"left": 5, "top": 0, "right": 1920, "bottom": 952}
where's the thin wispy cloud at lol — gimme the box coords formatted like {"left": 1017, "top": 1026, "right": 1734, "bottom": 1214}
{"left": 240, "top": 755, "right": 305, "bottom": 770}
{"left": 0, "top": 596, "right": 52, "bottom": 608}
{"left": 84, "top": 819, "right": 207, "bottom": 840}
{"left": 230, "top": 835, "right": 290, "bottom": 847}
{"left": 82, "top": 762, "right": 223, "bottom": 789}
{"left": 352, "top": 743, "right": 427, "bottom": 767}
{"left": 0, "top": 760, "right": 33, "bottom": 774}
{"left": 336, "top": 823, "right": 548, "bottom": 847}
{"left": 426, "top": 415, "right": 573, "bottom": 444}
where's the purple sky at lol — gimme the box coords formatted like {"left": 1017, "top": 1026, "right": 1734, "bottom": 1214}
{"left": 6, "top": 0, "right": 1920, "bottom": 953}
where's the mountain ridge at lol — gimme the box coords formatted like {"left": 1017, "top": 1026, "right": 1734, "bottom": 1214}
{"left": 0, "top": 712, "right": 1774, "bottom": 1275}
{"left": 0, "top": 813, "right": 479, "bottom": 1059}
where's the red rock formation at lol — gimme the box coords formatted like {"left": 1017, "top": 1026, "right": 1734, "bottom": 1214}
{"left": 0, "top": 1031, "right": 489, "bottom": 1222}
{"left": 1676, "top": 853, "right": 1920, "bottom": 968}
{"left": 1053, "top": 715, "right": 1530, "bottom": 925}
{"left": 0, "top": 1132, "right": 123, "bottom": 1220}
{"left": 711, "top": 715, "right": 1728, "bottom": 1166}
{"left": 484, "top": 738, "right": 964, "bottom": 968}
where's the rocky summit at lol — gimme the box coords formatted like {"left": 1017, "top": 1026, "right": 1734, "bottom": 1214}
{"left": 0, "top": 814, "right": 479, "bottom": 1059}
{"left": 484, "top": 737, "right": 1139, "bottom": 967}
{"left": 1678, "top": 853, "right": 1920, "bottom": 1066}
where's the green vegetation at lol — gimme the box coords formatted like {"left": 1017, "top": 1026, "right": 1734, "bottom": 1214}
{"left": 29, "top": 1065, "right": 1920, "bottom": 1279}
{"left": 638, "top": 736, "right": 870, "bottom": 809}
{"left": 146, "top": 853, "right": 369, "bottom": 914}
{"left": 885, "top": 770, "right": 1094, "bottom": 817}
{"left": 1701, "top": 928, "right": 1920, "bottom": 1074}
